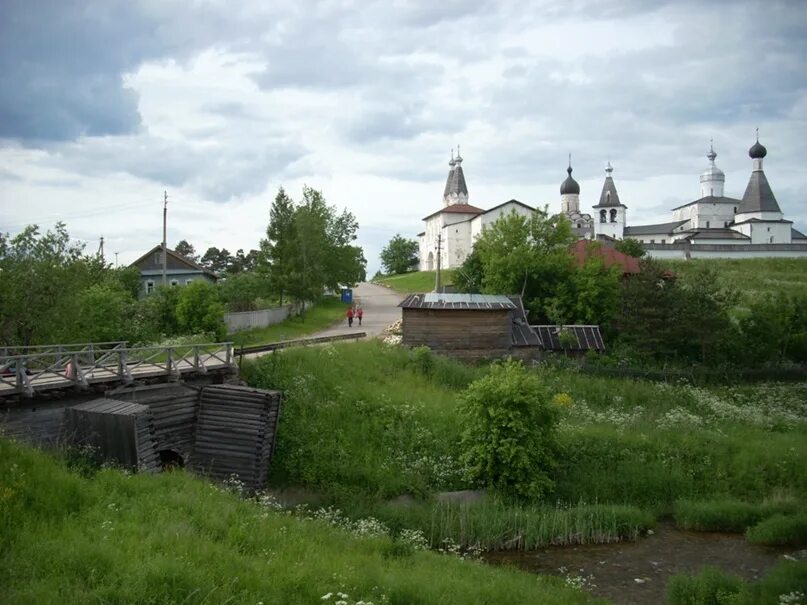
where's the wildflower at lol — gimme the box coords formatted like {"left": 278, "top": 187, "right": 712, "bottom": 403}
{"left": 552, "top": 393, "right": 573, "bottom": 407}
{"left": 321, "top": 593, "right": 333, "bottom": 600}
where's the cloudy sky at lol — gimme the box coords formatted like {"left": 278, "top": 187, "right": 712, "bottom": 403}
{"left": 1, "top": 0, "right": 806, "bottom": 273}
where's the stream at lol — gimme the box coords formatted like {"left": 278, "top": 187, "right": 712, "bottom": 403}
{"left": 483, "top": 521, "right": 802, "bottom": 604}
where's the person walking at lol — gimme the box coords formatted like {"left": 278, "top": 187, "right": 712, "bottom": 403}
{"left": 346, "top": 306, "right": 354, "bottom": 327}
{"left": 357, "top": 306, "right": 363, "bottom": 326}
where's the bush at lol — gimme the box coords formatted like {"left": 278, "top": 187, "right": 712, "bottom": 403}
{"left": 459, "top": 359, "right": 559, "bottom": 500}
{"left": 746, "top": 513, "right": 807, "bottom": 547}
{"left": 175, "top": 281, "right": 226, "bottom": 340}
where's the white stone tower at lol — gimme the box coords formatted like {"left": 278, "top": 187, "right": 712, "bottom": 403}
{"left": 699, "top": 139, "right": 725, "bottom": 198}
{"left": 592, "top": 161, "right": 627, "bottom": 239}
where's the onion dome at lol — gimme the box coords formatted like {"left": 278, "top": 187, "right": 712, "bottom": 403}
{"left": 749, "top": 129, "right": 767, "bottom": 159}
{"left": 560, "top": 164, "right": 580, "bottom": 195}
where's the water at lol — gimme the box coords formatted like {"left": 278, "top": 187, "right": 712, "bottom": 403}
{"left": 483, "top": 521, "right": 800, "bottom": 604}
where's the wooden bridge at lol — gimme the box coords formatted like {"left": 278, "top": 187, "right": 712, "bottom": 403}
{"left": 0, "top": 341, "right": 236, "bottom": 398}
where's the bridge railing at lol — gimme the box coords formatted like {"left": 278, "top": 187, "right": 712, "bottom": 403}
{"left": 0, "top": 341, "right": 128, "bottom": 359}
{"left": 0, "top": 342, "right": 235, "bottom": 397}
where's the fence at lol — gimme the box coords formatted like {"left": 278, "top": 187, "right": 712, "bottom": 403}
{"left": 224, "top": 302, "right": 308, "bottom": 333}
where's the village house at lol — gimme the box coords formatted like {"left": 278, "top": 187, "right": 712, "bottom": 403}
{"left": 130, "top": 244, "right": 218, "bottom": 294}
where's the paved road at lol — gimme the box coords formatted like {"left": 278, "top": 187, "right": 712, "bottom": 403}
{"left": 313, "top": 281, "right": 405, "bottom": 339}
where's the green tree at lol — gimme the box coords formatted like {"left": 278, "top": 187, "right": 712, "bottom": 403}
{"left": 0, "top": 223, "right": 104, "bottom": 345}
{"left": 740, "top": 292, "right": 807, "bottom": 364}
{"left": 174, "top": 239, "right": 198, "bottom": 261}
{"left": 217, "top": 271, "right": 272, "bottom": 312}
{"left": 460, "top": 359, "right": 559, "bottom": 500}
{"left": 74, "top": 283, "right": 131, "bottom": 343}
{"left": 475, "top": 208, "right": 576, "bottom": 322}
{"left": 614, "top": 238, "right": 646, "bottom": 258}
{"left": 175, "top": 281, "right": 226, "bottom": 340}
{"left": 380, "top": 234, "right": 419, "bottom": 275}
{"left": 549, "top": 251, "right": 622, "bottom": 328}
{"left": 260, "top": 187, "right": 297, "bottom": 305}
{"left": 454, "top": 245, "right": 484, "bottom": 293}
{"left": 200, "top": 247, "right": 232, "bottom": 275}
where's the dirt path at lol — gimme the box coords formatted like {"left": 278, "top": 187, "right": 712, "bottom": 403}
{"left": 304, "top": 281, "right": 405, "bottom": 340}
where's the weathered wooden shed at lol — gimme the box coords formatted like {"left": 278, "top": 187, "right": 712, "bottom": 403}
{"left": 399, "top": 293, "right": 540, "bottom": 361}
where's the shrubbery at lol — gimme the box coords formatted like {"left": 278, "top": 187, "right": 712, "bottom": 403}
{"left": 460, "top": 359, "right": 559, "bottom": 500}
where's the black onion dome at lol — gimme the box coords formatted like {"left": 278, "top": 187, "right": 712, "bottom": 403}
{"left": 749, "top": 140, "right": 767, "bottom": 159}
{"left": 560, "top": 166, "right": 580, "bottom": 195}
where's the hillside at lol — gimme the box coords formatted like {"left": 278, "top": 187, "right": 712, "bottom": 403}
{"left": 373, "top": 269, "right": 456, "bottom": 293}
{"left": 660, "top": 258, "right": 807, "bottom": 310}
{"left": 0, "top": 438, "right": 592, "bottom": 604}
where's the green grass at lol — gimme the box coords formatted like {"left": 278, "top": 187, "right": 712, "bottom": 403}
{"left": 673, "top": 498, "right": 801, "bottom": 532}
{"left": 374, "top": 270, "right": 457, "bottom": 293}
{"left": 241, "top": 342, "right": 807, "bottom": 546}
{"left": 746, "top": 513, "right": 807, "bottom": 547}
{"left": 228, "top": 296, "right": 348, "bottom": 347}
{"left": 660, "top": 258, "right": 807, "bottom": 311}
{"left": 667, "top": 561, "right": 807, "bottom": 605}
{"left": 0, "top": 438, "right": 596, "bottom": 605}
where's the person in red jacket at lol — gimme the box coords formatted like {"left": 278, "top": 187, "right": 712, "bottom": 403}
{"left": 356, "top": 306, "right": 363, "bottom": 326}
{"left": 346, "top": 306, "right": 354, "bottom": 327}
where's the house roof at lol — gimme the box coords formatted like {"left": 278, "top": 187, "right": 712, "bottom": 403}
{"left": 670, "top": 195, "right": 742, "bottom": 211}
{"left": 130, "top": 244, "right": 219, "bottom": 279}
{"left": 793, "top": 228, "right": 807, "bottom": 240}
{"left": 623, "top": 220, "right": 689, "bottom": 236}
{"left": 570, "top": 239, "right": 641, "bottom": 274}
{"left": 416, "top": 231, "right": 425, "bottom": 237}
{"left": 422, "top": 204, "right": 486, "bottom": 221}
{"left": 532, "top": 325, "right": 606, "bottom": 352}
{"left": 739, "top": 169, "right": 782, "bottom": 214}
{"left": 731, "top": 217, "right": 793, "bottom": 227}
{"left": 508, "top": 296, "right": 542, "bottom": 347}
{"left": 679, "top": 229, "right": 750, "bottom": 241}
{"left": 399, "top": 292, "right": 516, "bottom": 310}
{"left": 483, "top": 199, "right": 535, "bottom": 215}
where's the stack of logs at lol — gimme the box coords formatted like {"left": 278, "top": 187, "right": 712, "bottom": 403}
{"left": 190, "top": 385, "right": 282, "bottom": 492}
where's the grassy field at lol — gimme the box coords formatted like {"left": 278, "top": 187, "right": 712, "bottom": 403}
{"left": 242, "top": 342, "right": 807, "bottom": 549}
{"left": 374, "top": 270, "right": 456, "bottom": 293}
{"left": 0, "top": 438, "right": 594, "bottom": 605}
{"left": 660, "top": 258, "right": 807, "bottom": 311}
{"left": 227, "top": 296, "right": 347, "bottom": 347}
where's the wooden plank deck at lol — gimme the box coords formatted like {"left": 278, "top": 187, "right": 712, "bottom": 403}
{"left": 0, "top": 347, "right": 233, "bottom": 398}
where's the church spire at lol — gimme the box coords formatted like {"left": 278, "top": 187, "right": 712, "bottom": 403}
{"left": 700, "top": 138, "right": 725, "bottom": 198}
{"left": 442, "top": 145, "right": 469, "bottom": 207}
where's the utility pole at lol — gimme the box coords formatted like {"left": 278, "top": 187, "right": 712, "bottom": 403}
{"left": 162, "top": 191, "right": 168, "bottom": 287}
{"left": 434, "top": 233, "right": 442, "bottom": 293}
{"left": 97, "top": 236, "right": 104, "bottom": 262}
{"left": 114, "top": 251, "right": 119, "bottom": 268}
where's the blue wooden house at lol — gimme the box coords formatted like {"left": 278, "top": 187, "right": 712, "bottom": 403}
{"left": 130, "top": 245, "right": 218, "bottom": 294}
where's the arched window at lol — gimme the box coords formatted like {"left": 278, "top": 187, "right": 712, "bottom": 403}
{"left": 599, "top": 210, "right": 607, "bottom": 223}
{"left": 610, "top": 209, "right": 617, "bottom": 223}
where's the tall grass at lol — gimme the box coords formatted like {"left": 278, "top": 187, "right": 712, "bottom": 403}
{"left": 674, "top": 498, "right": 801, "bottom": 532}
{"left": 240, "top": 342, "right": 807, "bottom": 547}
{"left": 746, "top": 513, "right": 807, "bottom": 547}
{"left": 0, "top": 438, "right": 595, "bottom": 605}
{"left": 667, "top": 561, "right": 807, "bottom": 605}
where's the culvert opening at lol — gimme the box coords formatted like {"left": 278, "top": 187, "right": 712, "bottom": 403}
{"left": 159, "top": 449, "right": 185, "bottom": 471}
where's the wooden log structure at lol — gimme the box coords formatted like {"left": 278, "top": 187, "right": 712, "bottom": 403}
{"left": 189, "top": 384, "right": 282, "bottom": 491}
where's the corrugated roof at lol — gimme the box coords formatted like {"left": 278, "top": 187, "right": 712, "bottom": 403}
{"left": 399, "top": 293, "right": 516, "bottom": 310}
{"left": 532, "top": 325, "right": 606, "bottom": 352}
{"left": 508, "top": 296, "right": 542, "bottom": 347}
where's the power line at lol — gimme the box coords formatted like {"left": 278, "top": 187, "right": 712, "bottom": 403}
{"left": 2, "top": 200, "right": 156, "bottom": 231}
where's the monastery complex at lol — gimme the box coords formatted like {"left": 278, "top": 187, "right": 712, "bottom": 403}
{"left": 418, "top": 136, "right": 807, "bottom": 270}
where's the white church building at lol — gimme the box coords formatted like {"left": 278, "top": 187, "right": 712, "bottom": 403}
{"left": 418, "top": 136, "right": 807, "bottom": 269}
